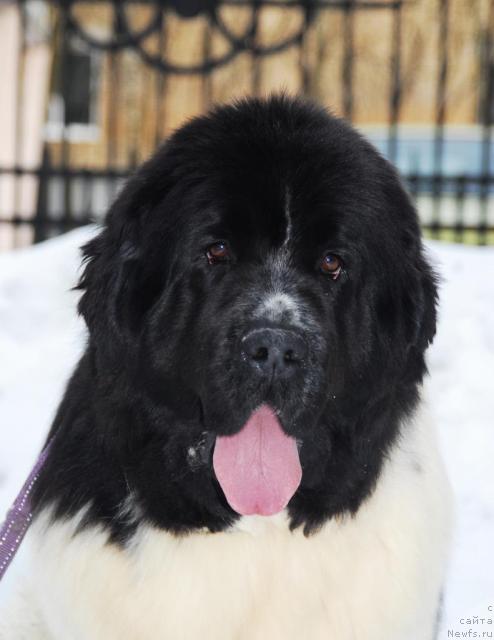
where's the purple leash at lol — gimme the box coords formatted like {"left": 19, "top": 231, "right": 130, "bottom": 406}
{"left": 0, "top": 441, "right": 52, "bottom": 581}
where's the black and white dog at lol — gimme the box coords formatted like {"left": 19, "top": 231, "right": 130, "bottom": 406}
{"left": 0, "top": 96, "right": 451, "bottom": 639}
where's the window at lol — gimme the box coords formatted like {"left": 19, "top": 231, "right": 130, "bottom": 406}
{"left": 44, "top": 38, "right": 101, "bottom": 142}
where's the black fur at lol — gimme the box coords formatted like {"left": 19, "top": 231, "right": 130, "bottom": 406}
{"left": 32, "top": 95, "right": 437, "bottom": 540}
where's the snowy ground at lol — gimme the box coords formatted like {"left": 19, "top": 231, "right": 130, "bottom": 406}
{"left": 0, "top": 227, "right": 493, "bottom": 635}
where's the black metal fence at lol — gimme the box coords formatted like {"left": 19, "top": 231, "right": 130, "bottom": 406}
{"left": 0, "top": 0, "right": 493, "bottom": 249}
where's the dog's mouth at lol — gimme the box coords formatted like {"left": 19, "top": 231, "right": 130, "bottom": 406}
{"left": 212, "top": 404, "right": 302, "bottom": 516}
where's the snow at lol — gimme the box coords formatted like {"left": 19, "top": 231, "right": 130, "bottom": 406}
{"left": 0, "top": 227, "right": 493, "bottom": 632}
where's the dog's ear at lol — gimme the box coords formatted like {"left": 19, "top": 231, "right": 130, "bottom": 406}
{"left": 397, "top": 238, "right": 438, "bottom": 382}
{"left": 412, "top": 249, "right": 438, "bottom": 352}
{"left": 374, "top": 222, "right": 438, "bottom": 384}
{"left": 77, "top": 173, "right": 168, "bottom": 354}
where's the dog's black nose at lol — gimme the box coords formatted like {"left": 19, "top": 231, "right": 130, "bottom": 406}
{"left": 241, "top": 327, "right": 307, "bottom": 378}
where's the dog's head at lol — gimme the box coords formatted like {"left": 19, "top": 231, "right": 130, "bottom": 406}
{"left": 78, "top": 96, "right": 437, "bottom": 534}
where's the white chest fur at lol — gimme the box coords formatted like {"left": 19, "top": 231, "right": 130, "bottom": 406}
{"left": 0, "top": 407, "right": 452, "bottom": 640}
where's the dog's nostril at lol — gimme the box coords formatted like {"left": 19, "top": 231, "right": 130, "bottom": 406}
{"left": 253, "top": 346, "right": 269, "bottom": 361}
{"left": 284, "top": 349, "right": 295, "bottom": 363}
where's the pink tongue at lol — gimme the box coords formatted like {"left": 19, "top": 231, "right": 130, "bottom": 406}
{"left": 213, "top": 405, "right": 302, "bottom": 516}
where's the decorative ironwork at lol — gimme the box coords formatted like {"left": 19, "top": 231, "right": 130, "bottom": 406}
{"left": 64, "top": 0, "right": 316, "bottom": 74}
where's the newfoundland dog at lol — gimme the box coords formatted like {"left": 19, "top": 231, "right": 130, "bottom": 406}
{"left": 0, "top": 95, "right": 451, "bottom": 639}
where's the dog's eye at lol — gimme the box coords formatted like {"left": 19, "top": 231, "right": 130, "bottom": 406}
{"left": 206, "top": 241, "right": 230, "bottom": 264}
{"left": 319, "top": 253, "right": 342, "bottom": 279}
